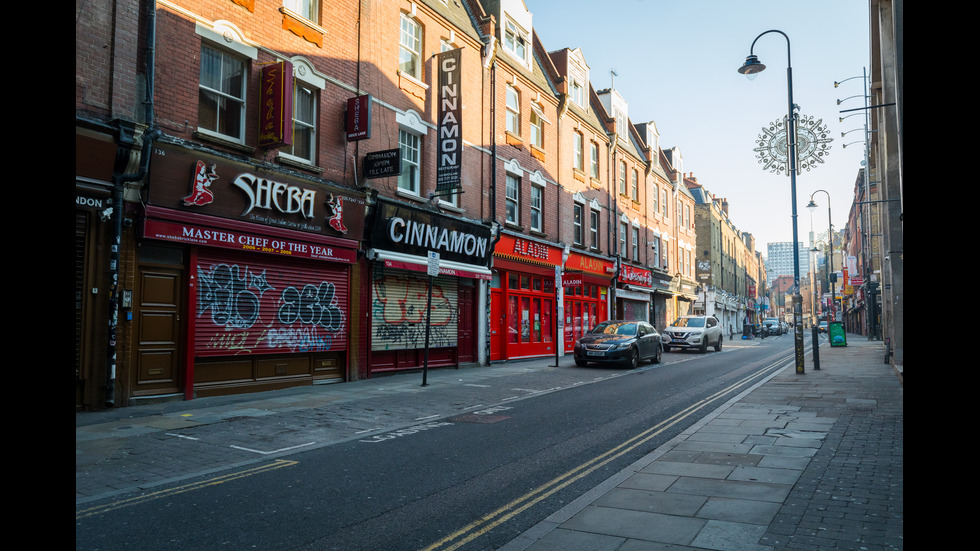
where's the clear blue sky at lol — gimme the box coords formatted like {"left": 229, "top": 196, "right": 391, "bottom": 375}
{"left": 528, "top": 0, "right": 871, "bottom": 256}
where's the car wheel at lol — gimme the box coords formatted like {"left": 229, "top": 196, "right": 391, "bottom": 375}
{"left": 714, "top": 336, "right": 722, "bottom": 351}
{"left": 575, "top": 358, "right": 587, "bottom": 367}
{"left": 627, "top": 347, "right": 639, "bottom": 369}
{"left": 652, "top": 344, "right": 662, "bottom": 364}
{"left": 699, "top": 339, "right": 708, "bottom": 353}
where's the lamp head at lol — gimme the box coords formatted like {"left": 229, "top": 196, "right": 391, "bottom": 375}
{"left": 738, "top": 55, "right": 766, "bottom": 80}
{"left": 806, "top": 199, "right": 818, "bottom": 212}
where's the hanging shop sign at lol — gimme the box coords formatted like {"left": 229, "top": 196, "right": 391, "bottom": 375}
{"left": 370, "top": 197, "right": 491, "bottom": 266}
{"left": 147, "top": 143, "right": 364, "bottom": 239}
{"left": 562, "top": 274, "right": 584, "bottom": 287}
{"left": 346, "top": 94, "right": 372, "bottom": 141}
{"left": 618, "top": 264, "right": 653, "bottom": 287}
{"left": 363, "top": 148, "right": 401, "bottom": 179}
{"left": 435, "top": 48, "right": 462, "bottom": 195}
{"left": 258, "top": 61, "right": 293, "bottom": 149}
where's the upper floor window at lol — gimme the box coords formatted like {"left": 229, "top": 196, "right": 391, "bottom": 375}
{"left": 631, "top": 169, "right": 639, "bottom": 201}
{"left": 398, "top": 129, "right": 421, "bottom": 195}
{"left": 283, "top": 0, "right": 316, "bottom": 22}
{"left": 506, "top": 84, "right": 520, "bottom": 135}
{"left": 662, "top": 188, "right": 669, "bottom": 217}
{"left": 280, "top": 82, "right": 317, "bottom": 164}
{"left": 505, "top": 173, "right": 520, "bottom": 225}
{"left": 570, "top": 79, "right": 584, "bottom": 107}
{"left": 199, "top": 44, "right": 246, "bottom": 142}
{"left": 503, "top": 19, "right": 529, "bottom": 65}
{"left": 573, "top": 203, "right": 584, "bottom": 246}
{"left": 530, "top": 108, "right": 544, "bottom": 149}
{"left": 399, "top": 14, "right": 422, "bottom": 80}
{"left": 652, "top": 183, "right": 660, "bottom": 214}
{"left": 619, "top": 221, "right": 627, "bottom": 258}
{"left": 631, "top": 226, "right": 639, "bottom": 261}
{"left": 619, "top": 161, "right": 627, "bottom": 196}
{"left": 651, "top": 236, "right": 661, "bottom": 269}
{"left": 573, "top": 131, "right": 584, "bottom": 171}
{"left": 589, "top": 209, "right": 599, "bottom": 249}
{"left": 590, "top": 142, "right": 600, "bottom": 180}
{"left": 530, "top": 184, "right": 543, "bottom": 231}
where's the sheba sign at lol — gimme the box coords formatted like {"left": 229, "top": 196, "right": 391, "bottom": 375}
{"left": 371, "top": 198, "right": 491, "bottom": 266}
{"left": 435, "top": 48, "right": 462, "bottom": 195}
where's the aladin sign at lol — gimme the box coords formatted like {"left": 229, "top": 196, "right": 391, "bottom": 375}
{"left": 435, "top": 48, "right": 462, "bottom": 196}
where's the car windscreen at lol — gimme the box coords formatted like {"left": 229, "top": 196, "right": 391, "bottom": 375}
{"left": 670, "top": 317, "right": 704, "bottom": 327}
{"left": 590, "top": 322, "right": 637, "bottom": 335}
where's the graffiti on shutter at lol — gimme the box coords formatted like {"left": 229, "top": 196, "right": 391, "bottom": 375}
{"left": 371, "top": 265, "right": 458, "bottom": 351}
{"left": 195, "top": 252, "right": 348, "bottom": 356}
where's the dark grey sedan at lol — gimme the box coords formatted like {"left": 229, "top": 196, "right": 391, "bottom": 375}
{"left": 573, "top": 320, "right": 664, "bottom": 368}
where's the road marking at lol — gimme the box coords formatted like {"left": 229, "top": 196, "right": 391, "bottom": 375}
{"left": 75, "top": 459, "right": 299, "bottom": 520}
{"left": 229, "top": 441, "right": 316, "bottom": 455}
{"left": 419, "top": 361, "right": 787, "bottom": 551}
{"left": 165, "top": 433, "right": 199, "bottom": 441}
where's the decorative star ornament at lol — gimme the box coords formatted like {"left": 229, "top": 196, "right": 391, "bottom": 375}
{"left": 753, "top": 112, "right": 833, "bottom": 175}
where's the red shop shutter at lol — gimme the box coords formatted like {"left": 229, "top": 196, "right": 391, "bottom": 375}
{"left": 194, "top": 251, "right": 349, "bottom": 357}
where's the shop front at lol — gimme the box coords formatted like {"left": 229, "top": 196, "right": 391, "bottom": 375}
{"left": 366, "top": 197, "right": 492, "bottom": 373}
{"left": 138, "top": 143, "right": 365, "bottom": 399}
{"left": 561, "top": 251, "right": 614, "bottom": 354}
{"left": 616, "top": 264, "right": 655, "bottom": 323}
{"left": 490, "top": 234, "right": 569, "bottom": 361}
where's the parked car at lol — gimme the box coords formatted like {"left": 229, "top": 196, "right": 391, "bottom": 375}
{"left": 573, "top": 320, "right": 663, "bottom": 368}
{"left": 818, "top": 321, "right": 829, "bottom": 333}
{"left": 762, "top": 317, "right": 783, "bottom": 336}
{"left": 663, "top": 315, "right": 723, "bottom": 353}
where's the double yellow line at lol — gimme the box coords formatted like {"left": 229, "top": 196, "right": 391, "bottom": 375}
{"left": 421, "top": 361, "right": 784, "bottom": 551}
{"left": 75, "top": 459, "right": 298, "bottom": 520}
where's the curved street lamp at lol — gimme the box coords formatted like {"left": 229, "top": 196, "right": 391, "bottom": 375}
{"left": 738, "top": 30, "right": 806, "bottom": 374}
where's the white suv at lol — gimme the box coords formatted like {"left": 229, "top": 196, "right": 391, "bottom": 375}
{"left": 663, "top": 315, "right": 723, "bottom": 353}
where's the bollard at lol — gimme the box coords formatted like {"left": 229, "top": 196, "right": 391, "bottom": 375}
{"left": 811, "top": 326, "right": 820, "bottom": 370}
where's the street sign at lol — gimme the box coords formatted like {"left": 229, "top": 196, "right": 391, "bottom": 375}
{"left": 427, "top": 251, "right": 440, "bottom": 277}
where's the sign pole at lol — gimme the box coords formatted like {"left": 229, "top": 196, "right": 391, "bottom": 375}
{"left": 422, "top": 252, "right": 440, "bottom": 387}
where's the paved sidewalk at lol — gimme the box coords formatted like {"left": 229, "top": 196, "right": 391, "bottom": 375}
{"left": 502, "top": 336, "right": 903, "bottom": 551}
{"left": 76, "top": 335, "right": 902, "bottom": 550}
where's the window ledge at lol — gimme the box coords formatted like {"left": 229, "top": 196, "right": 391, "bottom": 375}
{"left": 277, "top": 154, "right": 323, "bottom": 174}
{"left": 398, "top": 71, "right": 428, "bottom": 99}
{"left": 193, "top": 130, "right": 254, "bottom": 155}
{"left": 280, "top": 8, "right": 324, "bottom": 47}
{"left": 505, "top": 132, "right": 523, "bottom": 148}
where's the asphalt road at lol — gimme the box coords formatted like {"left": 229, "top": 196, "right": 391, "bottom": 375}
{"left": 75, "top": 336, "right": 798, "bottom": 551}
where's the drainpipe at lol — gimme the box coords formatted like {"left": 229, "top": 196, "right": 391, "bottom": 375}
{"left": 105, "top": 0, "right": 160, "bottom": 406}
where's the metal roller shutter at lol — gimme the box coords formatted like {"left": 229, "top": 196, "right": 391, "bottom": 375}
{"left": 371, "top": 265, "right": 458, "bottom": 351}
{"left": 195, "top": 251, "right": 349, "bottom": 357}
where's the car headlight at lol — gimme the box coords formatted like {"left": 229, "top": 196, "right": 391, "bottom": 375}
{"left": 615, "top": 341, "right": 633, "bottom": 349}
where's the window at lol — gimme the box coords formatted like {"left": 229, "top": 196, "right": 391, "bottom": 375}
{"left": 632, "top": 226, "right": 639, "bottom": 261}
{"left": 573, "top": 131, "right": 584, "bottom": 171}
{"left": 631, "top": 169, "right": 639, "bottom": 201}
{"left": 399, "top": 13, "right": 422, "bottom": 80}
{"left": 506, "top": 174, "right": 520, "bottom": 224}
{"left": 283, "top": 0, "right": 316, "bottom": 21}
{"left": 530, "top": 109, "right": 544, "bottom": 149}
{"left": 503, "top": 19, "right": 529, "bottom": 64}
{"left": 571, "top": 79, "right": 584, "bottom": 107}
{"left": 530, "top": 184, "right": 543, "bottom": 231}
{"left": 199, "top": 44, "right": 246, "bottom": 142}
{"left": 590, "top": 142, "right": 599, "bottom": 180}
{"left": 619, "top": 161, "right": 627, "bottom": 196}
{"left": 281, "top": 81, "right": 316, "bottom": 164}
{"left": 590, "top": 210, "right": 599, "bottom": 249}
{"left": 652, "top": 184, "right": 660, "bottom": 214}
{"left": 398, "top": 129, "right": 420, "bottom": 194}
{"left": 662, "top": 188, "right": 669, "bottom": 217}
{"left": 506, "top": 85, "right": 520, "bottom": 135}
{"left": 651, "top": 237, "right": 661, "bottom": 269}
{"left": 619, "top": 222, "right": 627, "bottom": 258}
{"left": 573, "top": 203, "right": 583, "bottom": 245}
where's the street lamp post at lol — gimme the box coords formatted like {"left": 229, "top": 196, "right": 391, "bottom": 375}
{"left": 807, "top": 190, "right": 835, "bottom": 322}
{"left": 738, "top": 30, "right": 806, "bottom": 374}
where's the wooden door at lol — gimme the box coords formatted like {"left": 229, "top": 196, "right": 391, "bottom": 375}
{"left": 133, "top": 267, "right": 183, "bottom": 397}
